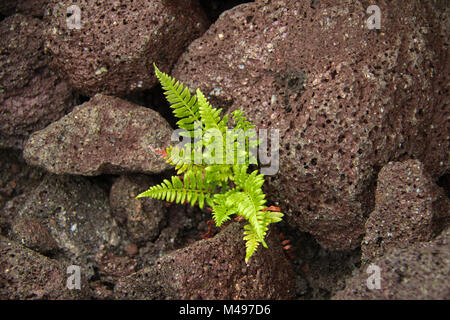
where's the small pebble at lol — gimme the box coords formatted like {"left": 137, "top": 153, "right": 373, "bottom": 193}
{"left": 125, "top": 243, "right": 139, "bottom": 256}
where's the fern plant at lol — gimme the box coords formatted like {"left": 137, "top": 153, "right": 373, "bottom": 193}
{"left": 137, "top": 64, "right": 283, "bottom": 263}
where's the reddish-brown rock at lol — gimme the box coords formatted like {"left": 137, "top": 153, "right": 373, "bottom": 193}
{"left": 0, "top": 149, "right": 46, "bottom": 213}
{"left": 10, "top": 217, "right": 59, "bottom": 255}
{"left": 43, "top": 0, "right": 209, "bottom": 96}
{"left": 362, "top": 160, "right": 449, "bottom": 263}
{"left": 419, "top": 0, "right": 449, "bottom": 179}
{"left": 114, "top": 222, "right": 295, "bottom": 299}
{"left": 0, "top": 236, "right": 90, "bottom": 299}
{"left": 94, "top": 250, "right": 137, "bottom": 279}
{"left": 0, "top": 1, "right": 48, "bottom": 16}
{"left": 172, "top": 0, "right": 448, "bottom": 250}
{"left": 0, "top": 14, "right": 76, "bottom": 149}
{"left": 333, "top": 227, "right": 450, "bottom": 300}
{"left": 23, "top": 94, "right": 173, "bottom": 176}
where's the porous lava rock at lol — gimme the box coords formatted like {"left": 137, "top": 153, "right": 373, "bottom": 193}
{"left": 43, "top": 0, "right": 209, "bottom": 96}
{"left": 114, "top": 222, "right": 295, "bottom": 299}
{"left": 0, "top": 0, "right": 48, "bottom": 17}
{"left": 3, "top": 174, "right": 122, "bottom": 265}
{"left": 172, "top": 0, "right": 449, "bottom": 250}
{"left": 333, "top": 227, "right": 450, "bottom": 300}
{"left": 0, "top": 14, "right": 76, "bottom": 149}
{"left": 109, "top": 174, "right": 167, "bottom": 244}
{"left": 362, "top": 160, "right": 449, "bottom": 263}
{"left": 24, "top": 94, "right": 173, "bottom": 176}
{"left": 0, "top": 236, "right": 90, "bottom": 299}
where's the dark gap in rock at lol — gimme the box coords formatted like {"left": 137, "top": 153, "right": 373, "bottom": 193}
{"left": 436, "top": 173, "right": 450, "bottom": 199}
{"left": 89, "top": 266, "right": 102, "bottom": 282}
{"left": 124, "top": 85, "right": 177, "bottom": 129}
{"left": 100, "top": 281, "right": 116, "bottom": 290}
{"left": 276, "top": 220, "right": 361, "bottom": 300}
{"left": 198, "top": 0, "right": 254, "bottom": 22}
{"left": 86, "top": 174, "right": 118, "bottom": 196}
{"left": 77, "top": 93, "right": 90, "bottom": 105}
{"left": 359, "top": 164, "right": 380, "bottom": 219}
{"left": 310, "top": 0, "right": 320, "bottom": 9}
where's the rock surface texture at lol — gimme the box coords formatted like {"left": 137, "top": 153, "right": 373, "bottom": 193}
{"left": 362, "top": 160, "right": 449, "bottom": 263}
{"left": 114, "top": 223, "right": 295, "bottom": 299}
{"left": 43, "top": 0, "right": 209, "bottom": 96}
{"left": 3, "top": 175, "right": 122, "bottom": 265}
{"left": 172, "top": 0, "right": 449, "bottom": 250}
{"left": 334, "top": 227, "right": 450, "bottom": 300}
{"left": 109, "top": 175, "right": 167, "bottom": 244}
{"left": 0, "top": 0, "right": 447, "bottom": 301}
{"left": 0, "top": 0, "right": 48, "bottom": 16}
{"left": 0, "top": 149, "right": 46, "bottom": 213}
{"left": 0, "top": 236, "right": 90, "bottom": 299}
{"left": 24, "top": 94, "right": 173, "bottom": 175}
{"left": 0, "top": 14, "right": 76, "bottom": 149}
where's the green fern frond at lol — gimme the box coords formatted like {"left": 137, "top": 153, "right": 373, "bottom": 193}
{"left": 211, "top": 169, "right": 267, "bottom": 241}
{"left": 204, "top": 164, "right": 232, "bottom": 185}
{"left": 231, "top": 110, "right": 255, "bottom": 131}
{"left": 165, "top": 145, "right": 203, "bottom": 175}
{"left": 196, "top": 89, "right": 226, "bottom": 132}
{"left": 153, "top": 64, "right": 201, "bottom": 131}
{"left": 137, "top": 64, "right": 284, "bottom": 263}
{"left": 243, "top": 223, "right": 262, "bottom": 264}
{"left": 136, "top": 174, "right": 212, "bottom": 209}
{"left": 231, "top": 164, "right": 250, "bottom": 186}
{"left": 211, "top": 191, "right": 236, "bottom": 226}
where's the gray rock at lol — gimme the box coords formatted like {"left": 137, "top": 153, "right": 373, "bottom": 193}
{"left": 109, "top": 175, "right": 167, "bottom": 244}
{"left": 24, "top": 94, "right": 173, "bottom": 176}
{"left": 4, "top": 174, "right": 122, "bottom": 265}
